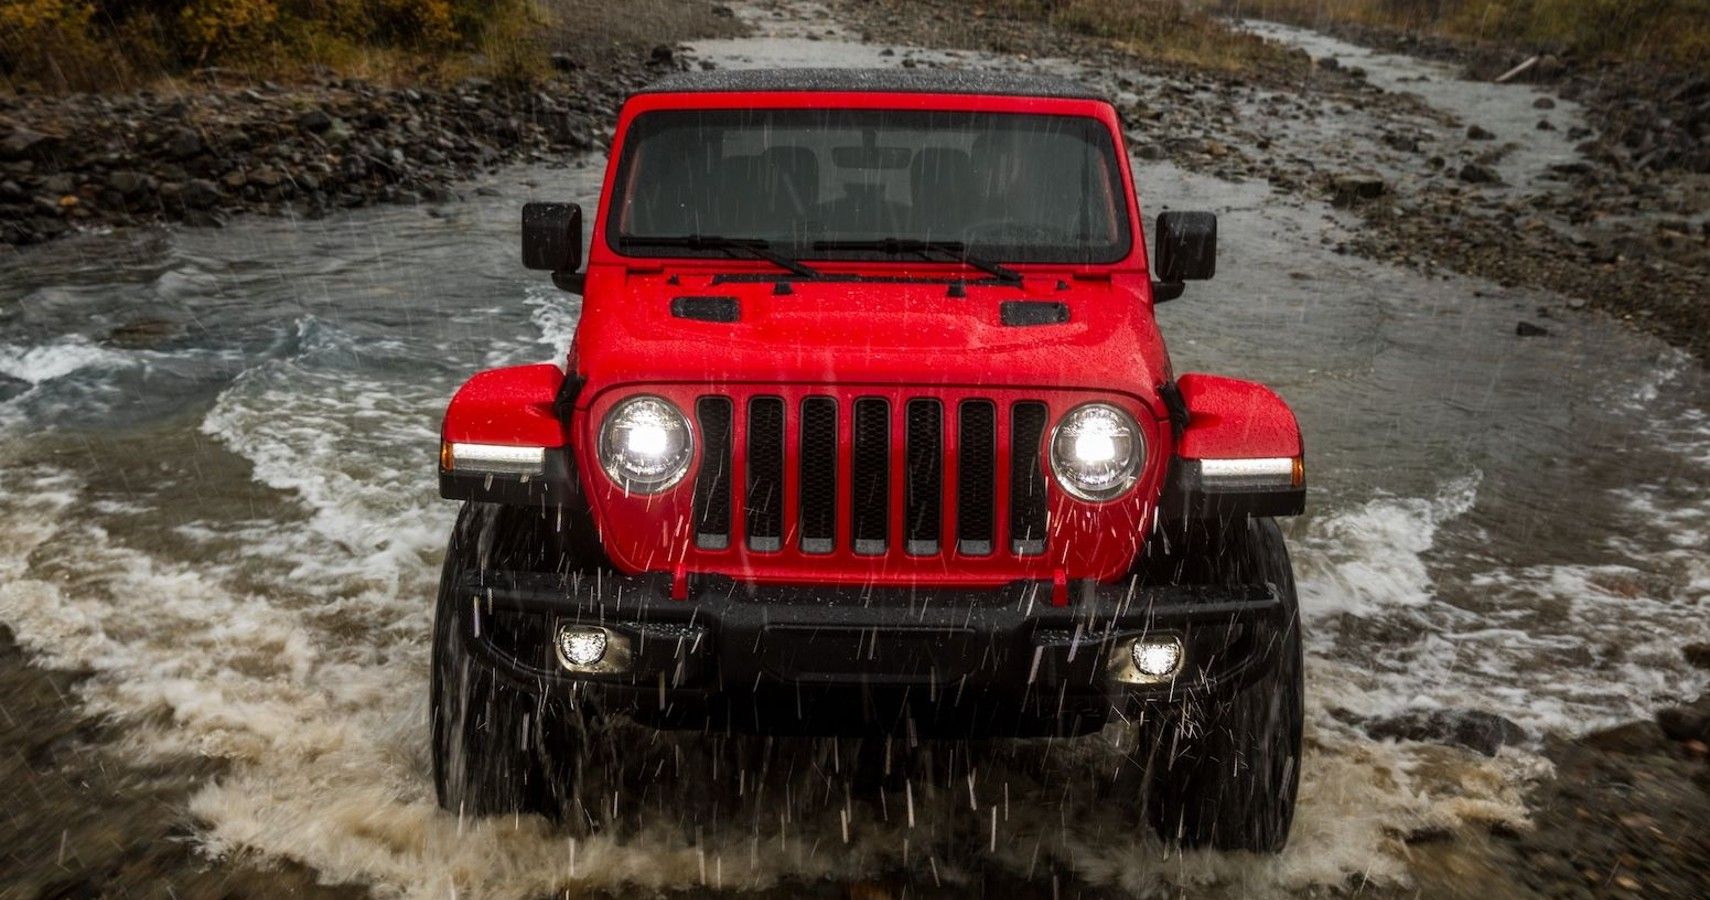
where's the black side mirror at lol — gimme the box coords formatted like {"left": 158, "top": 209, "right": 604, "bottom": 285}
{"left": 1153, "top": 211, "right": 1217, "bottom": 298}
{"left": 522, "top": 202, "right": 582, "bottom": 273}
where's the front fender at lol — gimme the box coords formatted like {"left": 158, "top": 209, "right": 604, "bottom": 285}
{"left": 1162, "top": 373, "right": 1305, "bottom": 519}
{"left": 439, "top": 364, "right": 579, "bottom": 508}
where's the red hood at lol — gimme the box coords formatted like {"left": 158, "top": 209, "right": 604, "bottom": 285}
{"left": 571, "top": 267, "right": 1171, "bottom": 414}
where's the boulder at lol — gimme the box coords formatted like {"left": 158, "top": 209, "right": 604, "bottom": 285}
{"left": 1459, "top": 163, "right": 1502, "bottom": 184}
{"left": 0, "top": 128, "right": 61, "bottom": 161}
{"left": 1332, "top": 174, "right": 1387, "bottom": 207}
{"left": 1366, "top": 709, "right": 1528, "bottom": 756}
{"left": 180, "top": 178, "right": 221, "bottom": 209}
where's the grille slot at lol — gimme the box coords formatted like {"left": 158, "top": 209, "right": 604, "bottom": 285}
{"left": 798, "top": 397, "right": 837, "bottom": 554}
{"left": 746, "top": 397, "right": 785, "bottom": 551}
{"left": 957, "top": 400, "right": 996, "bottom": 555}
{"left": 904, "top": 399, "right": 943, "bottom": 555}
{"left": 692, "top": 397, "right": 733, "bottom": 549}
{"left": 1010, "top": 401, "right": 1050, "bottom": 555}
{"left": 851, "top": 398, "right": 890, "bottom": 555}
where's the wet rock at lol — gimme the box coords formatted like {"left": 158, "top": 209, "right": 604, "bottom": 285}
{"left": 165, "top": 127, "right": 203, "bottom": 160}
{"left": 0, "top": 128, "right": 60, "bottom": 161}
{"left": 1459, "top": 162, "right": 1501, "bottom": 184}
{"left": 180, "top": 179, "right": 221, "bottom": 209}
{"left": 1536, "top": 119, "right": 1555, "bottom": 131}
{"left": 1656, "top": 700, "right": 1710, "bottom": 743}
{"left": 1467, "top": 124, "right": 1496, "bottom": 140}
{"left": 1332, "top": 174, "right": 1387, "bottom": 207}
{"left": 1382, "top": 132, "right": 1420, "bottom": 153}
{"left": 1315, "top": 56, "right": 1340, "bottom": 71}
{"left": 1366, "top": 709, "right": 1528, "bottom": 756}
{"left": 108, "top": 171, "right": 148, "bottom": 197}
{"left": 1516, "top": 320, "right": 1550, "bottom": 337}
{"left": 649, "top": 44, "right": 676, "bottom": 66}
{"left": 1685, "top": 643, "right": 1710, "bottom": 671}
{"left": 296, "top": 109, "right": 333, "bottom": 133}
{"left": 1534, "top": 96, "right": 1557, "bottom": 110}
{"left": 1580, "top": 720, "right": 1668, "bottom": 755}
{"left": 549, "top": 52, "right": 579, "bottom": 72}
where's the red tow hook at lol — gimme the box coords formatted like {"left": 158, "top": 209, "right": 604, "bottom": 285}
{"left": 1050, "top": 568, "right": 1069, "bottom": 608}
{"left": 671, "top": 562, "right": 688, "bottom": 601}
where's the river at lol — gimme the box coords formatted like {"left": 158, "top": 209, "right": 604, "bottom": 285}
{"left": 1, "top": 2, "right": 1705, "bottom": 897}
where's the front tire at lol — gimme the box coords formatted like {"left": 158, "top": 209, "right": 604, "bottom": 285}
{"left": 1142, "top": 517, "right": 1305, "bottom": 853}
{"left": 430, "top": 503, "right": 581, "bottom": 819}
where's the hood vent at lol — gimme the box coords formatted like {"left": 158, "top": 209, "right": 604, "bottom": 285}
{"left": 1000, "top": 301, "right": 1069, "bottom": 327}
{"left": 670, "top": 296, "right": 741, "bottom": 322}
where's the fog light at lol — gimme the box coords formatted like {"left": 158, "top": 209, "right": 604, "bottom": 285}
{"left": 1110, "top": 634, "right": 1185, "bottom": 685}
{"left": 556, "top": 625, "right": 608, "bottom": 667}
{"left": 1132, "top": 637, "right": 1184, "bottom": 679}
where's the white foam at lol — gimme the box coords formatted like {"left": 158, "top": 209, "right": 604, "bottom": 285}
{"left": 0, "top": 336, "right": 129, "bottom": 385}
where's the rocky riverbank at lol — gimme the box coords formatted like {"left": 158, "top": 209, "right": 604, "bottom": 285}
{"left": 0, "top": 0, "right": 745, "bottom": 248}
{"left": 828, "top": 0, "right": 1710, "bottom": 362}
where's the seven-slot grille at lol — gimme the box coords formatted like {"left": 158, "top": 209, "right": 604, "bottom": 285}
{"left": 692, "top": 395, "right": 1050, "bottom": 558}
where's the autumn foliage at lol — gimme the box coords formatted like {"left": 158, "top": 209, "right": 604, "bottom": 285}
{"left": 0, "top": 0, "right": 540, "bottom": 90}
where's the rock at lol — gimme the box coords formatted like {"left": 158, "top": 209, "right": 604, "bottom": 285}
{"left": 296, "top": 109, "right": 333, "bottom": 133}
{"left": 1315, "top": 56, "right": 1340, "bottom": 71}
{"left": 1332, "top": 174, "right": 1387, "bottom": 207}
{"left": 166, "top": 127, "right": 203, "bottom": 159}
{"left": 247, "top": 167, "right": 284, "bottom": 188}
{"left": 1582, "top": 720, "right": 1668, "bottom": 755}
{"left": 0, "top": 128, "right": 60, "bottom": 161}
{"left": 1536, "top": 119, "right": 1555, "bottom": 131}
{"left": 1467, "top": 125, "right": 1497, "bottom": 140}
{"left": 107, "top": 171, "right": 148, "bottom": 197}
{"left": 649, "top": 44, "right": 675, "bottom": 66}
{"left": 1534, "top": 96, "right": 1557, "bottom": 110}
{"left": 1516, "top": 320, "right": 1550, "bottom": 337}
{"left": 180, "top": 179, "right": 221, "bottom": 209}
{"left": 549, "top": 52, "right": 579, "bottom": 72}
{"left": 1366, "top": 709, "right": 1528, "bottom": 756}
{"left": 1459, "top": 163, "right": 1501, "bottom": 184}
{"left": 1655, "top": 700, "right": 1710, "bottom": 743}
{"left": 1382, "top": 132, "right": 1420, "bottom": 153}
{"left": 1685, "top": 643, "right": 1710, "bottom": 671}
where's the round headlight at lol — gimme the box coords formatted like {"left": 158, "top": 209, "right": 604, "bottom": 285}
{"left": 598, "top": 396, "right": 693, "bottom": 493}
{"left": 1049, "top": 403, "right": 1144, "bottom": 501}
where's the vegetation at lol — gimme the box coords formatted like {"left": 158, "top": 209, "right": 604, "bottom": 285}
{"left": 1217, "top": 0, "right": 1710, "bottom": 73}
{"left": 0, "top": 0, "right": 548, "bottom": 92}
{"left": 986, "top": 0, "right": 1301, "bottom": 71}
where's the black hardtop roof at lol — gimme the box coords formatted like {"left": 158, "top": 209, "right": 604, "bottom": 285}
{"left": 636, "top": 67, "right": 1107, "bottom": 101}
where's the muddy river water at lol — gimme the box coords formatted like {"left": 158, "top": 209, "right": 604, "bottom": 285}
{"left": 1, "top": 3, "right": 1706, "bottom": 897}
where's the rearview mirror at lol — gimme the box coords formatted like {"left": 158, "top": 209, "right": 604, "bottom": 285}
{"left": 1154, "top": 211, "right": 1217, "bottom": 284}
{"left": 522, "top": 202, "right": 582, "bottom": 273}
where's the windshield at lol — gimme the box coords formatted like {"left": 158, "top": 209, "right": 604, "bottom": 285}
{"left": 607, "top": 108, "right": 1132, "bottom": 265}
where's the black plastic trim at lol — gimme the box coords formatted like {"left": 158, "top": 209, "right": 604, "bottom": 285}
{"left": 439, "top": 448, "right": 580, "bottom": 509}
{"left": 670, "top": 295, "right": 741, "bottom": 322}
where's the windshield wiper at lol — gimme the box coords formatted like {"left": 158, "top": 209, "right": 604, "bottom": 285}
{"left": 618, "top": 234, "right": 823, "bottom": 280}
{"left": 811, "top": 238, "right": 1022, "bottom": 285}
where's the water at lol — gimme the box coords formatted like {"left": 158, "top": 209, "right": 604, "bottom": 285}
{"left": 2, "top": 3, "right": 1706, "bottom": 898}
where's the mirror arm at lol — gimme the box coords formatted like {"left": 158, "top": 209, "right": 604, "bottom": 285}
{"left": 552, "top": 270, "right": 586, "bottom": 294}
{"left": 1152, "top": 281, "right": 1186, "bottom": 303}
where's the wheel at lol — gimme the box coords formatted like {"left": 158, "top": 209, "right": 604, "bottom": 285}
{"left": 430, "top": 503, "right": 586, "bottom": 819}
{"left": 1141, "top": 517, "right": 1304, "bottom": 853}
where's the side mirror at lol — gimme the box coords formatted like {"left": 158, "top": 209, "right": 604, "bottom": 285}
{"left": 1153, "top": 211, "right": 1217, "bottom": 294}
{"left": 522, "top": 202, "right": 582, "bottom": 273}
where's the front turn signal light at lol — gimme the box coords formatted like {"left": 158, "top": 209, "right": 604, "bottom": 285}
{"left": 441, "top": 441, "right": 547, "bottom": 477}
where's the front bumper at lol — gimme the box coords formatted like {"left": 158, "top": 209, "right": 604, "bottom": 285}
{"left": 455, "top": 569, "right": 1284, "bottom": 736}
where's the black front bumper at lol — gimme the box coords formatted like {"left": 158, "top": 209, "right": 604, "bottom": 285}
{"left": 455, "top": 569, "right": 1284, "bottom": 737}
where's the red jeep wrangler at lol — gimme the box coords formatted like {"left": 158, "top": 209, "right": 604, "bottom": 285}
{"left": 433, "top": 69, "right": 1306, "bottom": 852}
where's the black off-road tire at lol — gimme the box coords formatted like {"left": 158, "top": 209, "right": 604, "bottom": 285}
{"left": 1142, "top": 517, "right": 1304, "bottom": 853}
{"left": 430, "top": 503, "right": 585, "bottom": 819}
